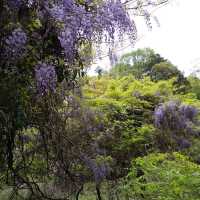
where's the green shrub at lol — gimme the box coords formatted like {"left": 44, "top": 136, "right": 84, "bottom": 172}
{"left": 120, "top": 153, "right": 200, "bottom": 200}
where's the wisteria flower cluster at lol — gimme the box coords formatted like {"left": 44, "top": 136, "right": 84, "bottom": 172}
{"left": 154, "top": 101, "right": 198, "bottom": 134}
{"left": 3, "top": 0, "right": 161, "bottom": 96}
{"left": 49, "top": 0, "right": 137, "bottom": 63}
{"left": 5, "top": 28, "right": 27, "bottom": 60}
{"left": 35, "top": 63, "right": 57, "bottom": 95}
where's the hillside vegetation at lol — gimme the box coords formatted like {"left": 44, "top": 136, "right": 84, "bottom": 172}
{"left": 81, "top": 48, "right": 200, "bottom": 199}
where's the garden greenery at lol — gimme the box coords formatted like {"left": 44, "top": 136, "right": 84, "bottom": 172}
{"left": 1, "top": 0, "right": 200, "bottom": 199}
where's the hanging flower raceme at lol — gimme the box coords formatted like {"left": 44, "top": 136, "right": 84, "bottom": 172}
{"left": 35, "top": 63, "right": 57, "bottom": 96}
{"left": 5, "top": 28, "right": 27, "bottom": 60}
{"left": 48, "top": 0, "right": 137, "bottom": 63}
{"left": 154, "top": 101, "right": 198, "bottom": 134}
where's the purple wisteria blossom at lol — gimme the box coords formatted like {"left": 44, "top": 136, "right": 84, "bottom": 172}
{"left": 49, "top": 0, "right": 137, "bottom": 63}
{"left": 154, "top": 101, "right": 198, "bottom": 134}
{"left": 177, "top": 138, "right": 191, "bottom": 149}
{"left": 180, "top": 104, "right": 198, "bottom": 121}
{"left": 35, "top": 63, "right": 57, "bottom": 96}
{"left": 5, "top": 28, "right": 27, "bottom": 59}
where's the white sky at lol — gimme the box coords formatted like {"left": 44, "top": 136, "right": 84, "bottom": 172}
{"left": 90, "top": 0, "right": 200, "bottom": 76}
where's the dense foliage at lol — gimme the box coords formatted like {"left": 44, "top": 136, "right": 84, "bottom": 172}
{"left": 110, "top": 48, "right": 166, "bottom": 79}
{"left": 1, "top": 0, "right": 200, "bottom": 199}
{"left": 120, "top": 153, "right": 200, "bottom": 200}
{"left": 0, "top": 0, "right": 148, "bottom": 198}
{"left": 82, "top": 48, "right": 200, "bottom": 199}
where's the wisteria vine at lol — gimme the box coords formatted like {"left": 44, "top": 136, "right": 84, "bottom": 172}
{"left": 1, "top": 0, "right": 167, "bottom": 94}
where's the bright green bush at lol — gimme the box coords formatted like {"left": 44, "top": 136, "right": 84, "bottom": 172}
{"left": 83, "top": 74, "right": 200, "bottom": 177}
{"left": 121, "top": 153, "right": 200, "bottom": 200}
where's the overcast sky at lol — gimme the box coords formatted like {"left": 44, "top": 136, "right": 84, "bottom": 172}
{"left": 90, "top": 0, "right": 200, "bottom": 76}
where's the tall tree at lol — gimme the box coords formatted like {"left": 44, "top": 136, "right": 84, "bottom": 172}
{"left": 110, "top": 48, "right": 166, "bottom": 78}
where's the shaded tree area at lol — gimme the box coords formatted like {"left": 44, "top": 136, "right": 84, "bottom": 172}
{"left": 1, "top": 0, "right": 200, "bottom": 200}
{"left": 0, "top": 0, "right": 142, "bottom": 198}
